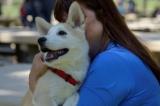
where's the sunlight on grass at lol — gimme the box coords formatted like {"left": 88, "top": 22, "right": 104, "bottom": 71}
{"left": 0, "top": 89, "right": 21, "bottom": 96}
{"left": 7, "top": 70, "right": 29, "bottom": 79}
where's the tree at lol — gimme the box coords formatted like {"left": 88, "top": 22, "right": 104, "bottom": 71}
{"left": 142, "top": 0, "right": 148, "bottom": 16}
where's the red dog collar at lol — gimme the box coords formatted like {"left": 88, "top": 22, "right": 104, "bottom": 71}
{"left": 48, "top": 67, "right": 80, "bottom": 86}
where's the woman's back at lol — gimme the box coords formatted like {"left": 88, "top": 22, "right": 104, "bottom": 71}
{"left": 78, "top": 41, "right": 160, "bottom": 106}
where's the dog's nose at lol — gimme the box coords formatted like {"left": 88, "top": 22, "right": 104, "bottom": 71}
{"left": 38, "top": 37, "right": 47, "bottom": 46}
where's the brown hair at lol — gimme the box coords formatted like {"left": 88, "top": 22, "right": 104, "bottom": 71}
{"left": 54, "top": 0, "right": 73, "bottom": 22}
{"left": 54, "top": 0, "right": 160, "bottom": 80}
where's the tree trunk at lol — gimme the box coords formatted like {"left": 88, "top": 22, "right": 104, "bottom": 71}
{"left": 0, "top": 3, "right": 1, "bottom": 15}
{"left": 143, "top": 0, "right": 148, "bottom": 16}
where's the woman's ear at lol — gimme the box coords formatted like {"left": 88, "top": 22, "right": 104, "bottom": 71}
{"left": 35, "top": 17, "right": 52, "bottom": 35}
{"left": 66, "top": 2, "right": 85, "bottom": 28}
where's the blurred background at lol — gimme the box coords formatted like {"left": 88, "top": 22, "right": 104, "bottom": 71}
{"left": 0, "top": 0, "right": 160, "bottom": 106}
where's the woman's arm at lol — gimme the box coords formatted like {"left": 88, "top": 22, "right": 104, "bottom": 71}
{"left": 29, "top": 52, "right": 47, "bottom": 92}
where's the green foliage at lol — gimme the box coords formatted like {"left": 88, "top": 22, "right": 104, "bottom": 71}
{"left": 2, "top": 0, "right": 21, "bottom": 18}
{"left": 136, "top": 0, "right": 159, "bottom": 12}
{"left": 1, "top": 0, "right": 160, "bottom": 17}
{"left": 125, "top": 0, "right": 160, "bottom": 13}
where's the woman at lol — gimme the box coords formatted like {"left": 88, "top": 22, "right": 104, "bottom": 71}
{"left": 29, "top": 0, "right": 160, "bottom": 105}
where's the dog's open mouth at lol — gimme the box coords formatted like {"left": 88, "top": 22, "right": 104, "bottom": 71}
{"left": 41, "top": 48, "right": 69, "bottom": 61}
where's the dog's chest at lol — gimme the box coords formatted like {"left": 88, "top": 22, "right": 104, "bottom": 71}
{"left": 33, "top": 71, "right": 78, "bottom": 105}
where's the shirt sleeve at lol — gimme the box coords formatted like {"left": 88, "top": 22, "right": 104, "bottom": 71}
{"left": 77, "top": 52, "right": 134, "bottom": 106}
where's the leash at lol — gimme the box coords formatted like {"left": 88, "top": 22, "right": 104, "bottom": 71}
{"left": 48, "top": 67, "right": 80, "bottom": 86}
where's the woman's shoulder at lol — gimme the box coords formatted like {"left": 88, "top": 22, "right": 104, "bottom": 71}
{"left": 85, "top": 43, "right": 160, "bottom": 104}
{"left": 89, "top": 47, "right": 135, "bottom": 82}
{"left": 91, "top": 44, "right": 136, "bottom": 70}
{"left": 89, "top": 42, "right": 150, "bottom": 85}
{"left": 90, "top": 42, "right": 160, "bottom": 92}
{"left": 90, "top": 42, "right": 153, "bottom": 78}
{"left": 92, "top": 42, "right": 145, "bottom": 69}
{"left": 85, "top": 47, "right": 135, "bottom": 99}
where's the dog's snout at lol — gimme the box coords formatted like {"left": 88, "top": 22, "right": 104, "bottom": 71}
{"left": 38, "top": 37, "right": 47, "bottom": 46}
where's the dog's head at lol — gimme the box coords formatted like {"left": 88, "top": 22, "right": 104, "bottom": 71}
{"left": 36, "top": 2, "right": 89, "bottom": 67}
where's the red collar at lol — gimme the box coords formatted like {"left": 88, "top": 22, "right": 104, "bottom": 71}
{"left": 48, "top": 67, "right": 80, "bottom": 86}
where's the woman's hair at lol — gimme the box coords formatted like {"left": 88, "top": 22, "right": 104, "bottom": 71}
{"left": 54, "top": 0, "right": 73, "bottom": 22}
{"left": 54, "top": 0, "right": 160, "bottom": 80}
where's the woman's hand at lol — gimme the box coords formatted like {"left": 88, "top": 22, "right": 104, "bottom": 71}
{"left": 29, "top": 52, "right": 47, "bottom": 92}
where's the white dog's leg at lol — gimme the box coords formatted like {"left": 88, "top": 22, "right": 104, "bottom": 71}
{"left": 32, "top": 94, "right": 57, "bottom": 106}
{"left": 21, "top": 90, "right": 33, "bottom": 106}
{"left": 32, "top": 99, "right": 57, "bottom": 106}
{"left": 63, "top": 93, "right": 79, "bottom": 106}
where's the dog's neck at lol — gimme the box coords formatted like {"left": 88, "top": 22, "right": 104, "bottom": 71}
{"left": 48, "top": 67, "right": 80, "bottom": 86}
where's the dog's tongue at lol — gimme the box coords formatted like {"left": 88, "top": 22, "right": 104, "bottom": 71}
{"left": 45, "top": 52, "right": 58, "bottom": 61}
{"left": 44, "top": 49, "right": 69, "bottom": 62}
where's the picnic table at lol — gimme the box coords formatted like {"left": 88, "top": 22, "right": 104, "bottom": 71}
{"left": 0, "top": 27, "right": 40, "bottom": 62}
{"left": 0, "top": 27, "right": 40, "bottom": 44}
{"left": 127, "top": 18, "right": 160, "bottom": 32}
{"left": 0, "top": 64, "right": 31, "bottom": 106}
{"left": 134, "top": 31, "right": 160, "bottom": 52}
{"left": 0, "top": 27, "right": 160, "bottom": 62}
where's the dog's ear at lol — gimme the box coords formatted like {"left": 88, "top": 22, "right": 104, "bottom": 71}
{"left": 66, "top": 2, "right": 85, "bottom": 28}
{"left": 35, "top": 17, "right": 52, "bottom": 35}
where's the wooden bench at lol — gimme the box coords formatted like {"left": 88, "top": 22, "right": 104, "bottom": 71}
{"left": 127, "top": 18, "right": 160, "bottom": 32}
{"left": 0, "top": 43, "right": 16, "bottom": 55}
{"left": 0, "top": 16, "right": 20, "bottom": 27}
{"left": 134, "top": 31, "right": 160, "bottom": 52}
{"left": 0, "top": 28, "right": 40, "bottom": 62}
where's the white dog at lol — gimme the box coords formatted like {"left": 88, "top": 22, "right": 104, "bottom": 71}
{"left": 22, "top": 2, "right": 89, "bottom": 106}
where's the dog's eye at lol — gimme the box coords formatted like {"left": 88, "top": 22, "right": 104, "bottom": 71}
{"left": 57, "top": 30, "right": 67, "bottom": 36}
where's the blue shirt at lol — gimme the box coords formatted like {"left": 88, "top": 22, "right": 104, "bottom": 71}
{"left": 77, "top": 41, "right": 160, "bottom": 106}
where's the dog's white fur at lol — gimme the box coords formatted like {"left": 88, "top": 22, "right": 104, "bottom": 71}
{"left": 22, "top": 2, "right": 89, "bottom": 106}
